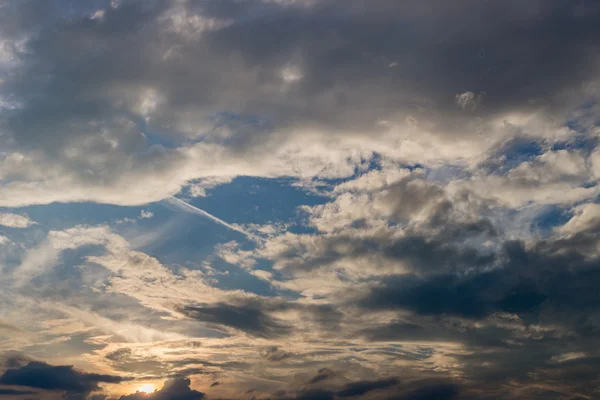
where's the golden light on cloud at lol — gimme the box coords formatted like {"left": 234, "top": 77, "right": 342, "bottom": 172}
{"left": 138, "top": 384, "right": 155, "bottom": 393}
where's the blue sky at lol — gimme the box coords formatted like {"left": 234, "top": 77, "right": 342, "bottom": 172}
{"left": 1, "top": 1, "right": 600, "bottom": 399}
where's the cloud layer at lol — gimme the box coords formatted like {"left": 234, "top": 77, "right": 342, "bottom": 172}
{"left": 1, "top": 0, "right": 600, "bottom": 399}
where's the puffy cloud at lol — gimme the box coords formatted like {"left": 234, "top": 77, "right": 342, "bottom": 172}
{"left": 458, "top": 149, "right": 597, "bottom": 208}
{"left": 0, "top": 213, "right": 35, "bottom": 228}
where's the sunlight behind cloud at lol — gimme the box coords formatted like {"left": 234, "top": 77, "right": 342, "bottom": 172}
{"left": 138, "top": 384, "right": 155, "bottom": 393}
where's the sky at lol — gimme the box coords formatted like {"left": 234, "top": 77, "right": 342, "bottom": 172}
{"left": 0, "top": 0, "right": 600, "bottom": 399}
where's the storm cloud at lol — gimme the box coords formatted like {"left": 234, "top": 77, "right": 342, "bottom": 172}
{"left": 0, "top": 359, "right": 129, "bottom": 399}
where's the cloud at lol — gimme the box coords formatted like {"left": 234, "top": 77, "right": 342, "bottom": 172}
{"left": 455, "top": 91, "right": 483, "bottom": 111}
{"left": 0, "top": 359, "right": 129, "bottom": 398}
{"left": 278, "top": 379, "right": 462, "bottom": 400}
{"left": 559, "top": 203, "right": 600, "bottom": 235}
{"left": 286, "top": 389, "right": 335, "bottom": 400}
{"left": 260, "top": 346, "right": 294, "bottom": 362}
{"left": 0, "top": 0, "right": 598, "bottom": 207}
{"left": 308, "top": 368, "right": 334, "bottom": 384}
{"left": 106, "top": 348, "right": 133, "bottom": 362}
{"left": 0, "top": 388, "right": 36, "bottom": 396}
{"left": 336, "top": 377, "right": 399, "bottom": 397}
{"left": 0, "top": 213, "right": 35, "bottom": 228}
{"left": 0, "top": 352, "right": 32, "bottom": 369}
{"left": 387, "top": 383, "right": 460, "bottom": 400}
{"left": 360, "top": 268, "right": 546, "bottom": 319}
{"left": 139, "top": 210, "right": 154, "bottom": 219}
{"left": 119, "top": 377, "right": 204, "bottom": 400}
{"left": 178, "top": 301, "right": 290, "bottom": 338}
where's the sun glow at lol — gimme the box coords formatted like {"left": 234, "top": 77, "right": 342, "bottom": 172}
{"left": 138, "top": 384, "right": 155, "bottom": 394}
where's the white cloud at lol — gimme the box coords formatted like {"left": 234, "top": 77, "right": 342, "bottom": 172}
{"left": 90, "top": 9, "right": 105, "bottom": 21}
{"left": 559, "top": 203, "right": 600, "bottom": 235}
{"left": 52, "top": 303, "right": 187, "bottom": 343}
{"left": 0, "top": 212, "right": 35, "bottom": 228}
{"left": 454, "top": 149, "right": 596, "bottom": 208}
{"left": 140, "top": 209, "right": 154, "bottom": 219}
{"left": 280, "top": 65, "right": 303, "bottom": 83}
{"left": 551, "top": 352, "right": 587, "bottom": 363}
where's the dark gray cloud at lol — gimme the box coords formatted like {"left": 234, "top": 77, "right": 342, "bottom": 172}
{"left": 358, "top": 227, "right": 600, "bottom": 320}
{"left": 276, "top": 379, "right": 463, "bottom": 400}
{"left": 178, "top": 301, "right": 290, "bottom": 338}
{"left": 387, "top": 383, "right": 460, "bottom": 400}
{"left": 336, "top": 377, "right": 399, "bottom": 397}
{"left": 119, "top": 377, "right": 204, "bottom": 400}
{"left": 4, "top": 0, "right": 597, "bottom": 138}
{"left": 0, "top": 388, "right": 36, "bottom": 396}
{"left": 308, "top": 368, "right": 334, "bottom": 385}
{"left": 284, "top": 388, "right": 335, "bottom": 400}
{"left": 178, "top": 296, "right": 344, "bottom": 338}
{"left": 0, "top": 359, "right": 129, "bottom": 398}
{"left": 106, "top": 348, "right": 133, "bottom": 362}
{"left": 361, "top": 267, "right": 545, "bottom": 318}
{"left": 349, "top": 231, "right": 600, "bottom": 397}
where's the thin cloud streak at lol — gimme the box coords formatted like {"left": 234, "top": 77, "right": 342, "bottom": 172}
{"left": 165, "top": 196, "right": 249, "bottom": 237}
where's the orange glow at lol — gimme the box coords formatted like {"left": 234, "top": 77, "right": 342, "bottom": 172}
{"left": 138, "top": 384, "right": 155, "bottom": 393}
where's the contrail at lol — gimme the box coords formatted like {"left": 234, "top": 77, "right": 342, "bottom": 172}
{"left": 165, "top": 196, "right": 248, "bottom": 237}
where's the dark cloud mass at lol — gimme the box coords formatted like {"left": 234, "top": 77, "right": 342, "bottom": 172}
{"left": 178, "top": 301, "right": 290, "bottom": 338}
{"left": 0, "top": 359, "right": 129, "bottom": 399}
{"left": 387, "top": 383, "right": 461, "bottom": 400}
{"left": 276, "top": 379, "right": 462, "bottom": 400}
{"left": 0, "top": 388, "right": 36, "bottom": 395}
{"left": 336, "top": 378, "right": 399, "bottom": 397}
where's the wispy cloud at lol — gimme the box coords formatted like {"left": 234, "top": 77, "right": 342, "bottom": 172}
{"left": 164, "top": 196, "right": 248, "bottom": 237}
